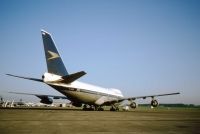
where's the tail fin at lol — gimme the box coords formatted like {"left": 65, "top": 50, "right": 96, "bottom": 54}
{"left": 41, "top": 30, "right": 68, "bottom": 76}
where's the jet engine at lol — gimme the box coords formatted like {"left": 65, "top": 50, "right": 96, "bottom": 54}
{"left": 40, "top": 97, "right": 53, "bottom": 104}
{"left": 130, "top": 102, "right": 137, "bottom": 109}
{"left": 151, "top": 99, "right": 159, "bottom": 107}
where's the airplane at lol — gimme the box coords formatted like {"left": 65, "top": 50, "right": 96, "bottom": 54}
{"left": 7, "top": 30, "right": 180, "bottom": 111}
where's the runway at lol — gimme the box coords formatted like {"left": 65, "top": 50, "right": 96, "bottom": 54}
{"left": 0, "top": 107, "right": 199, "bottom": 134}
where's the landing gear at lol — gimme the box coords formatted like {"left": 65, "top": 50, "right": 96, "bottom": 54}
{"left": 97, "top": 107, "right": 104, "bottom": 111}
{"left": 82, "top": 104, "right": 120, "bottom": 111}
{"left": 82, "top": 104, "right": 95, "bottom": 111}
{"left": 82, "top": 105, "right": 104, "bottom": 111}
{"left": 110, "top": 105, "right": 119, "bottom": 111}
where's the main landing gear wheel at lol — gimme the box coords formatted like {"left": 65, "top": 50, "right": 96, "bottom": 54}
{"left": 82, "top": 104, "right": 95, "bottom": 111}
{"left": 97, "top": 107, "right": 104, "bottom": 111}
{"left": 110, "top": 106, "right": 119, "bottom": 111}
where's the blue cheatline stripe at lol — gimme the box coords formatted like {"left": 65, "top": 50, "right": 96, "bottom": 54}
{"left": 58, "top": 87, "right": 123, "bottom": 99}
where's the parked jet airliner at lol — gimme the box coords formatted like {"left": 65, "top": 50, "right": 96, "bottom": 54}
{"left": 7, "top": 30, "right": 180, "bottom": 111}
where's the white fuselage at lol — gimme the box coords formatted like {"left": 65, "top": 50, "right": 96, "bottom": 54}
{"left": 43, "top": 72, "right": 124, "bottom": 106}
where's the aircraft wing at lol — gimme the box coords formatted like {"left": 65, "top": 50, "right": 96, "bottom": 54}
{"left": 9, "top": 91, "right": 67, "bottom": 99}
{"left": 104, "top": 92, "right": 180, "bottom": 105}
{"left": 123, "top": 92, "right": 180, "bottom": 101}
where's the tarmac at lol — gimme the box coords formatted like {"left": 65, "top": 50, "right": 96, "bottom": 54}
{"left": 0, "top": 107, "right": 199, "bottom": 134}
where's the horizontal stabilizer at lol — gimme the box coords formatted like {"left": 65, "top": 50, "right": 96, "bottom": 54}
{"left": 59, "top": 71, "right": 86, "bottom": 84}
{"left": 9, "top": 91, "right": 67, "bottom": 99}
{"left": 6, "top": 74, "right": 43, "bottom": 82}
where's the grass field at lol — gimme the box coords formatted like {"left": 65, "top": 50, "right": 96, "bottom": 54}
{"left": 0, "top": 107, "right": 199, "bottom": 134}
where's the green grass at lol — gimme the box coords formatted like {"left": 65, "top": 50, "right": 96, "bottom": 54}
{"left": 0, "top": 107, "right": 199, "bottom": 134}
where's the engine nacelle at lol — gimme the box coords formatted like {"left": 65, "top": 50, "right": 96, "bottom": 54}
{"left": 130, "top": 102, "right": 137, "bottom": 109}
{"left": 151, "top": 100, "right": 159, "bottom": 107}
{"left": 71, "top": 102, "right": 82, "bottom": 107}
{"left": 40, "top": 97, "right": 53, "bottom": 104}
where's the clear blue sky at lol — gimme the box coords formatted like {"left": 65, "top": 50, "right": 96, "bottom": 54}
{"left": 0, "top": 0, "right": 200, "bottom": 104}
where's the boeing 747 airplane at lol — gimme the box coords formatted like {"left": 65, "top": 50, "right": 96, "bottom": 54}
{"left": 7, "top": 30, "right": 180, "bottom": 111}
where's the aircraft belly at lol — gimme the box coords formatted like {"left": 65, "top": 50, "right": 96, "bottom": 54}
{"left": 50, "top": 85, "right": 102, "bottom": 104}
{"left": 64, "top": 90, "right": 101, "bottom": 104}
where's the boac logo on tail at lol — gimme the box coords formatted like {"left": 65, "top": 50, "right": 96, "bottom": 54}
{"left": 47, "top": 51, "right": 59, "bottom": 60}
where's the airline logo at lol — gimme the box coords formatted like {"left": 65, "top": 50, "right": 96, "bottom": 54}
{"left": 47, "top": 51, "right": 59, "bottom": 60}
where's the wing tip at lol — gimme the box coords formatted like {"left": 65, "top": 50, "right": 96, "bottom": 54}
{"left": 6, "top": 74, "right": 14, "bottom": 77}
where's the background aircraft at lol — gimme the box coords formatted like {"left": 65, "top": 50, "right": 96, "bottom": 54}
{"left": 7, "top": 30, "right": 180, "bottom": 111}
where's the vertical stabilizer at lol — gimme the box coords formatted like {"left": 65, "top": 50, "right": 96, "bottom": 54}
{"left": 41, "top": 30, "right": 68, "bottom": 76}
